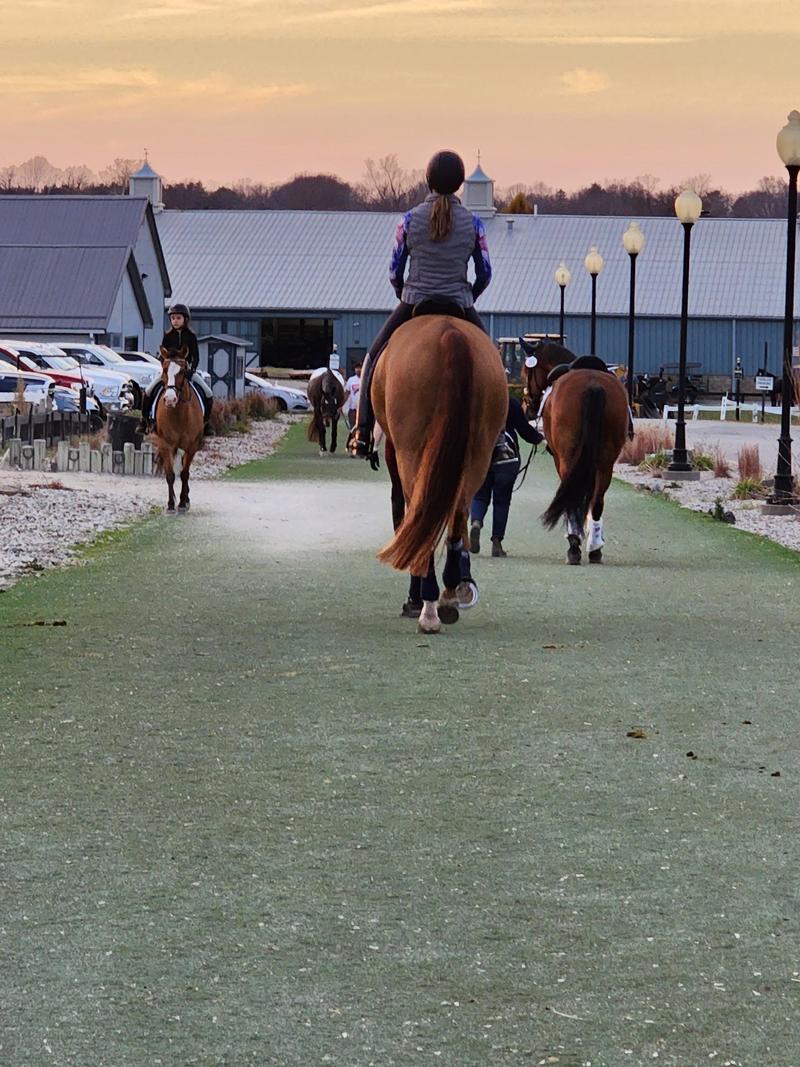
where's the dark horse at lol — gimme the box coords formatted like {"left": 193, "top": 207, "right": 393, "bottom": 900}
{"left": 520, "top": 338, "right": 629, "bottom": 564}
{"left": 307, "top": 369, "right": 346, "bottom": 454}
{"left": 372, "top": 315, "right": 508, "bottom": 634}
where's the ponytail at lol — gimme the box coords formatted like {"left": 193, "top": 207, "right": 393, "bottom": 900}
{"left": 429, "top": 194, "right": 452, "bottom": 241}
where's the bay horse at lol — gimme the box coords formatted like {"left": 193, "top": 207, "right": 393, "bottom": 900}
{"left": 152, "top": 346, "right": 204, "bottom": 513}
{"left": 519, "top": 338, "right": 576, "bottom": 419}
{"left": 372, "top": 314, "right": 508, "bottom": 634}
{"left": 307, "top": 369, "right": 345, "bottom": 454}
{"left": 539, "top": 358, "right": 629, "bottom": 564}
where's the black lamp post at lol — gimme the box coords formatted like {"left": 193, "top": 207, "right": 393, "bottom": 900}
{"left": 584, "top": 246, "right": 604, "bottom": 355}
{"left": 554, "top": 262, "right": 571, "bottom": 344}
{"left": 622, "top": 222, "right": 645, "bottom": 408}
{"left": 667, "top": 188, "right": 703, "bottom": 475}
{"left": 766, "top": 110, "right": 800, "bottom": 507}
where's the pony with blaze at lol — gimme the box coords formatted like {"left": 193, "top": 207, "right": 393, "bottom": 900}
{"left": 520, "top": 338, "right": 628, "bottom": 564}
{"left": 307, "top": 369, "right": 346, "bottom": 454}
{"left": 152, "top": 345, "right": 205, "bottom": 513}
{"left": 372, "top": 313, "right": 508, "bottom": 634}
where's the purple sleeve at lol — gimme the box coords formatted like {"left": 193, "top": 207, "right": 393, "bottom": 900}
{"left": 389, "top": 211, "right": 412, "bottom": 298}
{"left": 471, "top": 215, "right": 492, "bottom": 300}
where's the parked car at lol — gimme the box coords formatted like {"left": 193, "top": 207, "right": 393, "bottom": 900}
{"left": 0, "top": 341, "right": 136, "bottom": 414}
{"left": 52, "top": 386, "right": 104, "bottom": 430}
{"left": 0, "top": 369, "right": 55, "bottom": 413}
{"left": 245, "top": 372, "right": 310, "bottom": 412}
{"left": 57, "top": 342, "right": 159, "bottom": 399}
{"left": 118, "top": 350, "right": 161, "bottom": 367}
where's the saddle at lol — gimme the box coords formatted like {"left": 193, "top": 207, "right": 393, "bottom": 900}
{"left": 412, "top": 297, "right": 466, "bottom": 320}
{"left": 546, "top": 354, "right": 611, "bottom": 387}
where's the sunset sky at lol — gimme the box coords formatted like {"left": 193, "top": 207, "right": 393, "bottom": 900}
{"left": 1, "top": 0, "right": 798, "bottom": 193}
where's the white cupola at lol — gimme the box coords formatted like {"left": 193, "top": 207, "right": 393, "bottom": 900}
{"left": 129, "top": 158, "right": 164, "bottom": 213}
{"left": 462, "top": 156, "right": 496, "bottom": 219}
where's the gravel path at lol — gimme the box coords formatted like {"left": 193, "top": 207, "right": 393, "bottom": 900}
{"left": 0, "top": 416, "right": 296, "bottom": 590}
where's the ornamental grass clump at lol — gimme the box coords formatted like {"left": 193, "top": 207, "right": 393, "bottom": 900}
{"left": 639, "top": 449, "right": 670, "bottom": 474}
{"left": 692, "top": 450, "right": 714, "bottom": 471}
{"left": 620, "top": 424, "right": 674, "bottom": 465}
{"left": 737, "top": 445, "right": 762, "bottom": 481}
{"left": 731, "top": 477, "right": 767, "bottom": 500}
{"left": 712, "top": 446, "right": 731, "bottom": 478}
{"left": 244, "top": 392, "right": 279, "bottom": 420}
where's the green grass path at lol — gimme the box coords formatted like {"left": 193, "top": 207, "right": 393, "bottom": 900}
{"left": 1, "top": 423, "right": 799, "bottom": 1065}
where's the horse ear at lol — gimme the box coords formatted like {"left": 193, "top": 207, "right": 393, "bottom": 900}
{"left": 519, "top": 337, "right": 535, "bottom": 356}
{"left": 159, "top": 346, "right": 169, "bottom": 360}
{"left": 179, "top": 345, "right": 189, "bottom": 360}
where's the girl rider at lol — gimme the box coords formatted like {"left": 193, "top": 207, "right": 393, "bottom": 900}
{"left": 349, "top": 150, "right": 494, "bottom": 464}
{"left": 138, "top": 303, "right": 214, "bottom": 433}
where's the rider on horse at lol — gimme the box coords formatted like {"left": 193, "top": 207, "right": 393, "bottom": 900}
{"left": 349, "top": 150, "right": 498, "bottom": 465}
{"left": 138, "top": 304, "right": 214, "bottom": 434}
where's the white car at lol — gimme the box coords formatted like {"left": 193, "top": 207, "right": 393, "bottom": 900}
{"left": 0, "top": 341, "right": 136, "bottom": 413}
{"left": 58, "top": 342, "right": 160, "bottom": 393}
{"left": 245, "top": 372, "right": 309, "bottom": 412}
{"left": 0, "top": 369, "right": 55, "bottom": 412}
{"left": 118, "top": 350, "right": 161, "bottom": 367}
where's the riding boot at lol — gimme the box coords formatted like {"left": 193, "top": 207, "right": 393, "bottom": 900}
{"left": 203, "top": 396, "right": 214, "bottom": 436}
{"left": 469, "top": 519, "right": 482, "bottom": 554}
{"left": 137, "top": 395, "right": 152, "bottom": 434}
{"left": 347, "top": 351, "right": 379, "bottom": 467}
{"left": 627, "top": 405, "right": 635, "bottom": 440}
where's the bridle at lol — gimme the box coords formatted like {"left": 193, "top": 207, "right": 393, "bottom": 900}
{"left": 161, "top": 357, "right": 190, "bottom": 405}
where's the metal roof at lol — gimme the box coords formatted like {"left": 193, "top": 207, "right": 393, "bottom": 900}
{"left": 0, "top": 246, "right": 132, "bottom": 330}
{"left": 0, "top": 195, "right": 171, "bottom": 296}
{"left": 157, "top": 209, "right": 799, "bottom": 320}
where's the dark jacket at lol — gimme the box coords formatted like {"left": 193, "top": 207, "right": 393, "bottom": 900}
{"left": 161, "top": 326, "right": 199, "bottom": 374}
{"left": 505, "top": 396, "right": 544, "bottom": 451}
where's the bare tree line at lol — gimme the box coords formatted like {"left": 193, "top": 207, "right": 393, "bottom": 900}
{"left": 0, "top": 153, "right": 790, "bottom": 218}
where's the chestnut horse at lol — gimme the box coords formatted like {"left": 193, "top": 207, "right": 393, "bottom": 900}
{"left": 152, "top": 346, "right": 204, "bottom": 513}
{"left": 520, "top": 339, "right": 629, "bottom": 563}
{"left": 307, "top": 369, "right": 345, "bottom": 454}
{"left": 372, "top": 315, "right": 508, "bottom": 634}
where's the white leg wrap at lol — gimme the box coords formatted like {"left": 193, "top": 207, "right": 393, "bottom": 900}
{"left": 587, "top": 518, "right": 604, "bottom": 552}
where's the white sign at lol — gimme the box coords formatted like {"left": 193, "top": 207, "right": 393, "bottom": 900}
{"left": 755, "top": 376, "right": 774, "bottom": 392}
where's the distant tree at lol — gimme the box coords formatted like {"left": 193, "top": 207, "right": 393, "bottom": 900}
{"left": 98, "top": 157, "right": 142, "bottom": 193}
{"left": 16, "top": 155, "right": 56, "bottom": 191}
{"left": 0, "top": 164, "right": 16, "bottom": 190}
{"left": 360, "top": 155, "right": 425, "bottom": 211}
{"left": 61, "top": 164, "right": 95, "bottom": 191}
{"left": 268, "top": 173, "right": 361, "bottom": 210}
{"left": 503, "top": 190, "right": 533, "bottom": 213}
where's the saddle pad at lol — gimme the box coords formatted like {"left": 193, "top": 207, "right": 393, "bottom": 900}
{"left": 309, "top": 367, "right": 345, "bottom": 387}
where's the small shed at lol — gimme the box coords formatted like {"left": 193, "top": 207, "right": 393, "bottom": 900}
{"left": 197, "top": 334, "right": 247, "bottom": 399}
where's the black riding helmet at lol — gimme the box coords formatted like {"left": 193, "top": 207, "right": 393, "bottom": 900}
{"left": 168, "top": 303, "right": 191, "bottom": 321}
{"left": 426, "top": 150, "right": 465, "bottom": 196}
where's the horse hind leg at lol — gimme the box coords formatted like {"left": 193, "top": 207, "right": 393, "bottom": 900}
{"left": 587, "top": 472, "right": 611, "bottom": 563}
{"left": 565, "top": 511, "right": 583, "bottom": 565}
{"left": 417, "top": 555, "right": 441, "bottom": 634}
{"left": 438, "top": 537, "right": 463, "bottom": 626}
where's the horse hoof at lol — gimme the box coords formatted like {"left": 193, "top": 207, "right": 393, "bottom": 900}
{"left": 456, "top": 580, "right": 479, "bottom": 610}
{"left": 588, "top": 549, "right": 603, "bottom": 564}
{"left": 400, "top": 600, "right": 422, "bottom": 619}
{"left": 437, "top": 603, "right": 459, "bottom": 625}
{"left": 566, "top": 551, "right": 581, "bottom": 565}
{"left": 178, "top": 503, "right": 190, "bottom": 513}
{"left": 417, "top": 620, "right": 442, "bottom": 635}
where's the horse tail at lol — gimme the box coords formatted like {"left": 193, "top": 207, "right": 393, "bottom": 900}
{"left": 307, "top": 411, "right": 321, "bottom": 442}
{"left": 378, "top": 328, "right": 472, "bottom": 573}
{"left": 542, "top": 384, "right": 605, "bottom": 530}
